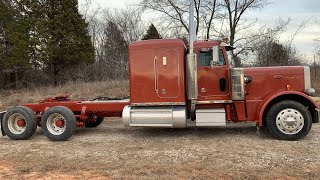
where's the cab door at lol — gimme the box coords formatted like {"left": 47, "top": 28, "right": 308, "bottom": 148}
{"left": 197, "top": 47, "right": 231, "bottom": 101}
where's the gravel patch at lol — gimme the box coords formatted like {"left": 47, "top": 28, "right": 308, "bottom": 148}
{"left": 0, "top": 118, "right": 319, "bottom": 179}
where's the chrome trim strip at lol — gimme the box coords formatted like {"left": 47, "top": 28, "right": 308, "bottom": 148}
{"left": 304, "top": 66, "right": 311, "bottom": 89}
{"left": 199, "top": 92, "right": 230, "bottom": 98}
{"left": 246, "top": 100, "right": 262, "bottom": 102}
{"left": 131, "top": 102, "right": 186, "bottom": 106}
{"left": 196, "top": 100, "right": 233, "bottom": 104}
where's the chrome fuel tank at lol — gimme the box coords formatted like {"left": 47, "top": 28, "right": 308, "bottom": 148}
{"left": 122, "top": 106, "right": 187, "bottom": 128}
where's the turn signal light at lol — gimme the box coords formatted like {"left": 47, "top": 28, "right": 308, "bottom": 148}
{"left": 286, "top": 85, "right": 291, "bottom": 91}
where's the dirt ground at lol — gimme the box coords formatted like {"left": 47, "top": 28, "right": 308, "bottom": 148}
{"left": 0, "top": 118, "right": 319, "bottom": 180}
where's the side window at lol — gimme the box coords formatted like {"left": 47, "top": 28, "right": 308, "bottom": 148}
{"left": 199, "top": 50, "right": 212, "bottom": 66}
{"left": 218, "top": 49, "right": 226, "bottom": 65}
{"left": 198, "top": 48, "right": 226, "bottom": 66}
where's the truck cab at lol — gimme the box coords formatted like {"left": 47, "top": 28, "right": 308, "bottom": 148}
{"left": 124, "top": 38, "right": 320, "bottom": 140}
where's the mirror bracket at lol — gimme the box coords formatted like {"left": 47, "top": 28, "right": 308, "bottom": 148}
{"left": 211, "top": 46, "right": 219, "bottom": 68}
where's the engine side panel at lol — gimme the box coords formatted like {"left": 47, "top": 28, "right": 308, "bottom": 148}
{"left": 244, "top": 66, "right": 305, "bottom": 101}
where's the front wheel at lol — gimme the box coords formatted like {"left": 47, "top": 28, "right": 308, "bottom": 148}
{"left": 266, "top": 100, "right": 312, "bottom": 140}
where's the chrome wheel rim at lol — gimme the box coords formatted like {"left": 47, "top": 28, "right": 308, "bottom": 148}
{"left": 276, "top": 108, "right": 304, "bottom": 135}
{"left": 46, "top": 113, "right": 66, "bottom": 135}
{"left": 8, "top": 113, "right": 27, "bottom": 135}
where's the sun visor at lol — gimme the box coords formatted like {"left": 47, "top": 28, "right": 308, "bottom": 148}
{"left": 220, "top": 41, "right": 235, "bottom": 51}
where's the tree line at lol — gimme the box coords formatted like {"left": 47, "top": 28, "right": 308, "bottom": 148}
{"left": 0, "top": 0, "right": 310, "bottom": 89}
{"left": 0, "top": 0, "right": 95, "bottom": 88}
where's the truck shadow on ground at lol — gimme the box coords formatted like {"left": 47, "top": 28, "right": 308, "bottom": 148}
{"left": 72, "top": 122, "right": 274, "bottom": 140}
{"left": 135, "top": 126, "right": 273, "bottom": 139}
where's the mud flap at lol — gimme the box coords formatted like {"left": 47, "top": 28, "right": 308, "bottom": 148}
{"left": 0, "top": 111, "right": 6, "bottom": 136}
{"left": 315, "top": 109, "right": 320, "bottom": 123}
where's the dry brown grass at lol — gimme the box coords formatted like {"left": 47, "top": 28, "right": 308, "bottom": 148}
{"left": 0, "top": 80, "right": 129, "bottom": 111}
{"left": 314, "top": 97, "right": 320, "bottom": 103}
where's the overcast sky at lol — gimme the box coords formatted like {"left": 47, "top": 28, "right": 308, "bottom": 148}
{"left": 79, "top": 0, "right": 320, "bottom": 62}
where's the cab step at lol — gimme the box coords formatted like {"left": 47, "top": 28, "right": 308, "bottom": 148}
{"left": 196, "top": 108, "right": 226, "bottom": 127}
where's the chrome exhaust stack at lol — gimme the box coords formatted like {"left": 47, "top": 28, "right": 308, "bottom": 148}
{"left": 186, "top": 1, "right": 198, "bottom": 119}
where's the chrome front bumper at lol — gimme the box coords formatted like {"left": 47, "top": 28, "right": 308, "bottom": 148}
{"left": 0, "top": 111, "right": 6, "bottom": 136}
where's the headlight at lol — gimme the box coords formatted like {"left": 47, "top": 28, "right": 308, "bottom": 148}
{"left": 305, "top": 88, "right": 315, "bottom": 96}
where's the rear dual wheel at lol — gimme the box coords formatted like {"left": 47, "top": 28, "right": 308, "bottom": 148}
{"left": 41, "top": 106, "right": 76, "bottom": 141}
{"left": 2, "top": 106, "right": 37, "bottom": 140}
{"left": 3, "top": 106, "right": 78, "bottom": 141}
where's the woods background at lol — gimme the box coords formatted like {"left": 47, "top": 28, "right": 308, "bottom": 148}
{"left": 0, "top": 0, "right": 320, "bottom": 91}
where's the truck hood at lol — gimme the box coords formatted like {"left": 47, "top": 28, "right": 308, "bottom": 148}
{"left": 243, "top": 66, "right": 310, "bottom": 100}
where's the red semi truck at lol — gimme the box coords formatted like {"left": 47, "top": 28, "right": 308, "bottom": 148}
{"left": 0, "top": 38, "right": 319, "bottom": 141}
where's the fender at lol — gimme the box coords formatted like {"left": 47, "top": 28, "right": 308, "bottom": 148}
{"left": 0, "top": 111, "right": 6, "bottom": 136}
{"left": 256, "top": 91, "right": 320, "bottom": 126}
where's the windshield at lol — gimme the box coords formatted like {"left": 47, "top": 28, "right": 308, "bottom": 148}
{"left": 226, "top": 51, "right": 235, "bottom": 66}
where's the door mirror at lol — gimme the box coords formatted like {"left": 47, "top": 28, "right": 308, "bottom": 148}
{"left": 210, "top": 46, "right": 219, "bottom": 68}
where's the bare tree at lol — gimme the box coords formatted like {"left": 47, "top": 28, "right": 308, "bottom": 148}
{"left": 98, "top": 20, "right": 128, "bottom": 80}
{"left": 101, "top": 6, "right": 145, "bottom": 43}
{"left": 252, "top": 19, "right": 310, "bottom": 67}
{"left": 221, "top": 0, "right": 268, "bottom": 66}
{"left": 140, "top": 0, "right": 220, "bottom": 39}
{"left": 141, "top": 0, "right": 272, "bottom": 66}
{"left": 223, "top": 0, "right": 266, "bottom": 46}
{"left": 79, "top": 0, "right": 101, "bottom": 24}
{"left": 78, "top": 1, "right": 146, "bottom": 80}
{"left": 313, "top": 19, "right": 320, "bottom": 56}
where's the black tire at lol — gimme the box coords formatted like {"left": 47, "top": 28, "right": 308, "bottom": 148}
{"left": 266, "top": 100, "right": 312, "bottom": 140}
{"left": 2, "top": 106, "right": 37, "bottom": 140}
{"left": 41, "top": 106, "right": 76, "bottom": 141}
{"left": 85, "top": 117, "right": 104, "bottom": 128}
